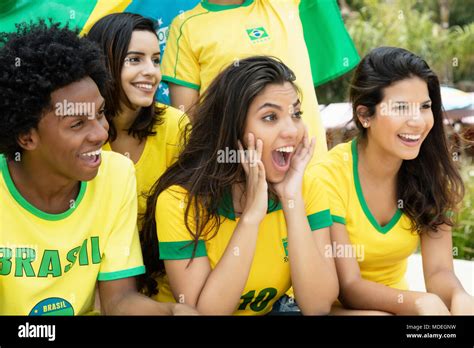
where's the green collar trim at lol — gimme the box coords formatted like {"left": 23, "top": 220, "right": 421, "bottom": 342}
{"left": 0, "top": 155, "right": 87, "bottom": 221}
{"left": 217, "top": 187, "right": 281, "bottom": 220}
{"left": 201, "top": 0, "right": 254, "bottom": 12}
{"left": 351, "top": 139, "right": 402, "bottom": 234}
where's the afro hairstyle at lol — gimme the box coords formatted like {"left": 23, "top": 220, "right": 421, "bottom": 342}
{"left": 0, "top": 19, "right": 108, "bottom": 160}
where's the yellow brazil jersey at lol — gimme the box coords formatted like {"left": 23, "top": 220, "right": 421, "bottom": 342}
{"left": 314, "top": 139, "right": 420, "bottom": 290}
{"left": 161, "top": 0, "right": 328, "bottom": 164}
{"left": 153, "top": 173, "right": 333, "bottom": 315}
{"left": 0, "top": 151, "right": 145, "bottom": 315}
{"left": 103, "top": 104, "right": 187, "bottom": 223}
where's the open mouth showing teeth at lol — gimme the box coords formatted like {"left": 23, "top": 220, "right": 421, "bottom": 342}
{"left": 272, "top": 146, "right": 294, "bottom": 167}
{"left": 398, "top": 134, "right": 421, "bottom": 142}
{"left": 133, "top": 83, "right": 154, "bottom": 91}
{"left": 80, "top": 149, "right": 101, "bottom": 164}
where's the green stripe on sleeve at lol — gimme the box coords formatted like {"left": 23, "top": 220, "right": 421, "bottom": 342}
{"left": 98, "top": 265, "right": 146, "bottom": 281}
{"left": 331, "top": 215, "right": 346, "bottom": 225}
{"left": 162, "top": 75, "right": 200, "bottom": 90}
{"left": 159, "top": 240, "right": 207, "bottom": 260}
{"left": 307, "top": 209, "right": 332, "bottom": 231}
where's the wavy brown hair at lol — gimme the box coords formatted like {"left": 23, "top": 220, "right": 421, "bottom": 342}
{"left": 350, "top": 46, "right": 465, "bottom": 234}
{"left": 139, "top": 56, "right": 298, "bottom": 295}
{"left": 87, "top": 13, "right": 164, "bottom": 142}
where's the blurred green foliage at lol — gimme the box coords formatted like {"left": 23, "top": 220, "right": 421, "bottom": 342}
{"left": 453, "top": 159, "right": 474, "bottom": 260}
{"left": 316, "top": 0, "right": 474, "bottom": 104}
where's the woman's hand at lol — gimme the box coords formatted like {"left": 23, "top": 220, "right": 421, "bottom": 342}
{"left": 238, "top": 133, "right": 268, "bottom": 224}
{"left": 414, "top": 293, "right": 451, "bottom": 315}
{"left": 274, "top": 129, "right": 315, "bottom": 201}
{"left": 450, "top": 289, "right": 474, "bottom": 315}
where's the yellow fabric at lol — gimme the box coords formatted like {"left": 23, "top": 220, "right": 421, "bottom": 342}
{"left": 0, "top": 152, "right": 145, "bottom": 315}
{"left": 161, "top": 0, "right": 327, "bottom": 166}
{"left": 153, "top": 173, "right": 333, "bottom": 315}
{"left": 103, "top": 104, "right": 187, "bottom": 224}
{"left": 80, "top": 0, "right": 132, "bottom": 35}
{"left": 314, "top": 139, "right": 420, "bottom": 290}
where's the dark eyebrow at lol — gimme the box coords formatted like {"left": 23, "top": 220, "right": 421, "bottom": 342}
{"left": 59, "top": 114, "right": 86, "bottom": 120}
{"left": 126, "top": 51, "right": 144, "bottom": 56}
{"left": 126, "top": 51, "right": 161, "bottom": 56}
{"left": 393, "top": 100, "right": 431, "bottom": 104}
{"left": 258, "top": 99, "right": 300, "bottom": 111}
{"left": 258, "top": 102, "right": 282, "bottom": 111}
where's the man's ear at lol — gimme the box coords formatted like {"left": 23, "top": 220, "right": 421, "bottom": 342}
{"left": 17, "top": 128, "right": 39, "bottom": 151}
{"left": 356, "top": 105, "right": 370, "bottom": 127}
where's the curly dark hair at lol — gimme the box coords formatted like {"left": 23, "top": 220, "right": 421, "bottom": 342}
{"left": 0, "top": 19, "right": 108, "bottom": 160}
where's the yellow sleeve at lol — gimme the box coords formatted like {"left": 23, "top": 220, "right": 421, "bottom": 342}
{"left": 98, "top": 161, "right": 145, "bottom": 281}
{"left": 161, "top": 16, "right": 201, "bottom": 90}
{"left": 303, "top": 173, "right": 333, "bottom": 231}
{"left": 313, "top": 162, "right": 348, "bottom": 225}
{"left": 156, "top": 186, "right": 207, "bottom": 260}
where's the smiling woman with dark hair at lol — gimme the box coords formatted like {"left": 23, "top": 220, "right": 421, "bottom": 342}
{"left": 140, "top": 55, "right": 339, "bottom": 315}
{"left": 87, "top": 13, "right": 188, "bottom": 227}
{"left": 313, "top": 46, "right": 473, "bottom": 315}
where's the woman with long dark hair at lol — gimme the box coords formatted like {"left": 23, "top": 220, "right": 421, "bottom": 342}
{"left": 140, "top": 56, "right": 339, "bottom": 315}
{"left": 314, "top": 47, "right": 472, "bottom": 315}
{"left": 87, "top": 13, "right": 187, "bottom": 225}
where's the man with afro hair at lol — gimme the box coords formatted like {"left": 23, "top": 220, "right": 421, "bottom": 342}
{"left": 0, "top": 20, "right": 196, "bottom": 315}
